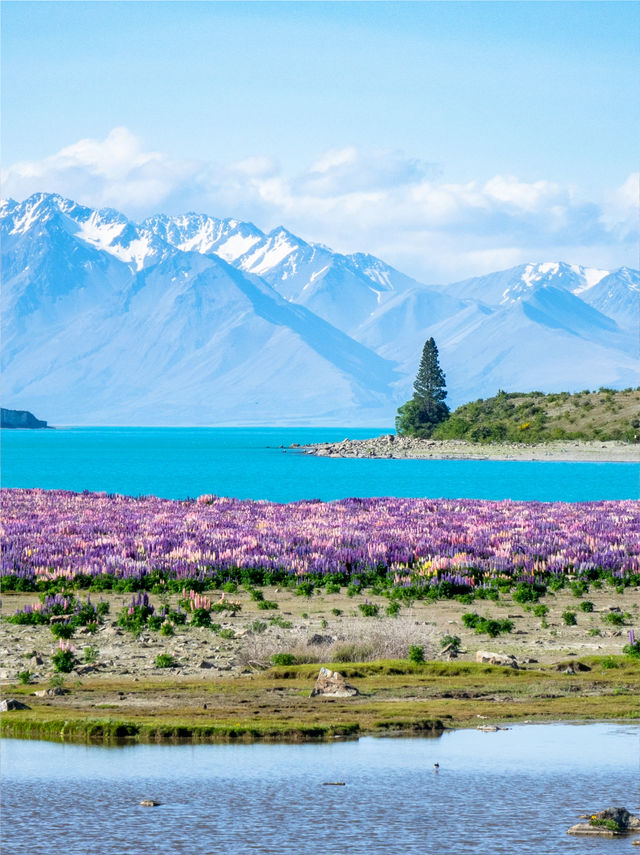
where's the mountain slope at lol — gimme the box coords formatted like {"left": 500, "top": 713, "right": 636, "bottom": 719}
{"left": 1, "top": 195, "right": 401, "bottom": 425}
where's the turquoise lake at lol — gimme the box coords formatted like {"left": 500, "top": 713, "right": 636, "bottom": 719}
{"left": 1, "top": 426, "right": 638, "bottom": 501}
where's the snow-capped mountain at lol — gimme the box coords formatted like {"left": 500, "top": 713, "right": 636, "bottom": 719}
{"left": 2, "top": 193, "right": 637, "bottom": 425}
{"left": 142, "top": 211, "right": 422, "bottom": 334}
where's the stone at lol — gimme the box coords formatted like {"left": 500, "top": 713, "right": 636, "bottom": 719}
{"left": 139, "top": 799, "right": 161, "bottom": 807}
{"left": 0, "top": 698, "right": 31, "bottom": 711}
{"left": 475, "top": 650, "right": 518, "bottom": 669}
{"left": 33, "top": 687, "right": 67, "bottom": 697}
{"left": 310, "top": 667, "right": 359, "bottom": 698}
{"left": 29, "top": 655, "right": 44, "bottom": 667}
{"left": 567, "top": 807, "right": 640, "bottom": 836}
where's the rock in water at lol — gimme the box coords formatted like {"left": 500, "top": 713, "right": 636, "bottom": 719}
{"left": 310, "top": 667, "right": 359, "bottom": 698}
{"left": 567, "top": 806, "right": 640, "bottom": 836}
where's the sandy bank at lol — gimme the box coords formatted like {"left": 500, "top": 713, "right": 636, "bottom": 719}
{"left": 295, "top": 436, "right": 640, "bottom": 463}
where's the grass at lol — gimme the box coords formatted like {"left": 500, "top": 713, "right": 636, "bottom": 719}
{"left": 2, "top": 655, "right": 638, "bottom": 745}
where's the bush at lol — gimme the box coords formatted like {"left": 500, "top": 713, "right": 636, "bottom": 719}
{"left": 512, "top": 583, "right": 540, "bottom": 604}
{"left": 331, "top": 608, "right": 342, "bottom": 616}
{"left": 218, "top": 628, "right": 235, "bottom": 639}
{"left": 462, "top": 612, "right": 513, "bottom": 637}
{"left": 83, "top": 645, "right": 98, "bottom": 664}
{"left": 359, "top": 603, "right": 379, "bottom": 617}
{"left": 52, "top": 643, "right": 77, "bottom": 673}
{"left": 532, "top": 604, "right": 549, "bottom": 618}
{"left": 295, "top": 581, "right": 315, "bottom": 598}
{"left": 257, "top": 600, "right": 278, "bottom": 610}
{"left": 579, "top": 600, "right": 594, "bottom": 612}
{"left": 562, "top": 610, "right": 577, "bottom": 626}
{"left": 408, "top": 645, "right": 425, "bottom": 664}
{"left": 571, "top": 580, "right": 589, "bottom": 597}
{"left": 602, "top": 611, "right": 626, "bottom": 626}
{"left": 17, "top": 670, "right": 32, "bottom": 684}
{"left": 155, "top": 653, "right": 176, "bottom": 668}
{"left": 190, "top": 607, "right": 212, "bottom": 628}
{"left": 622, "top": 640, "right": 640, "bottom": 659}
{"left": 271, "top": 653, "right": 297, "bottom": 666}
{"left": 386, "top": 602, "right": 401, "bottom": 617}
{"left": 325, "top": 582, "right": 341, "bottom": 594}
{"left": 50, "top": 621, "right": 76, "bottom": 640}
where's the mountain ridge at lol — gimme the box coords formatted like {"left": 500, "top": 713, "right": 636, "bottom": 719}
{"left": 2, "top": 193, "right": 637, "bottom": 425}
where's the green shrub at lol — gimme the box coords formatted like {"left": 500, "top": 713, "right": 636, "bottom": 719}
{"left": 512, "top": 583, "right": 540, "bottom": 604}
{"left": 17, "top": 670, "right": 32, "bottom": 684}
{"left": 190, "top": 607, "right": 212, "bottom": 628}
{"left": 461, "top": 612, "right": 513, "bottom": 637}
{"left": 562, "top": 610, "right": 577, "bottom": 626}
{"left": 250, "top": 620, "right": 267, "bottom": 634}
{"left": 160, "top": 622, "right": 175, "bottom": 636}
{"left": 386, "top": 602, "right": 401, "bottom": 617}
{"left": 269, "top": 616, "right": 292, "bottom": 629}
{"left": 217, "top": 628, "right": 235, "bottom": 639}
{"left": 579, "top": 600, "right": 594, "bottom": 612}
{"left": 331, "top": 608, "right": 342, "bottom": 616}
{"left": 346, "top": 584, "right": 360, "bottom": 598}
{"left": 296, "top": 582, "right": 315, "bottom": 598}
{"left": 622, "top": 640, "right": 640, "bottom": 659}
{"left": 155, "top": 653, "right": 176, "bottom": 668}
{"left": 571, "top": 580, "right": 589, "bottom": 597}
{"left": 52, "top": 648, "right": 77, "bottom": 673}
{"left": 257, "top": 600, "right": 278, "bottom": 610}
{"left": 83, "top": 645, "right": 98, "bottom": 664}
{"left": 358, "top": 603, "right": 379, "bottom": 617}
{"left": 223, "top": 581, "right": 238, "bottom": 593}
{"left": 50, "top": 622, "right": 76, "bottom": 640}
{"left": 601, "top": 656, "right": 619, "bottom": 669}
{"left": 532, "top": 604, "right": 549, "bottom": 618}
{"left": 271, "top": 653, "right": 296, "bottom": 666}
{"left": 325, "top": 582, "right": 341, "bottom": 594}
{"left": 408, "top": 645, "right": 425, "bottom": 664}
{"left": 602, "top": 612, "right": 626, "bottom": 626}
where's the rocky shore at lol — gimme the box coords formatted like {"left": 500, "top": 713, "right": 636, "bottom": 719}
{"left": 295, "top": 435, "right": 639, "bottom": 462}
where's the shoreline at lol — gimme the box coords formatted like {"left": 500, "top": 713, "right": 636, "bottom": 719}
{"left": 295, "top": 436, "right": 640, "bottom": 463}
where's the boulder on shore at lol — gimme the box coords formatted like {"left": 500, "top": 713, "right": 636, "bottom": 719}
{"left": 0, "top": 698, "right": 31, "bottom": 711}
{"left": 310, "top": 667, "right": 359, "bottom": 698}
{"left": 475, "top": 650, "right": 518, "bottom": 669}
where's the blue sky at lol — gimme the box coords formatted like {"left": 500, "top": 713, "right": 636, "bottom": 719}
{"left": 2, "top": 1, "right": 638, "bottom": 282}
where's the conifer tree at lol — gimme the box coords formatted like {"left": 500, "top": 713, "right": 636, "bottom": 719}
{"left": 396, "top": 337, "right": 450, "bottom": 437}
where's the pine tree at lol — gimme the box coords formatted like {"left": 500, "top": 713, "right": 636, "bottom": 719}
{"left": 396, "top": 337, "right": 450, "bottom": 437}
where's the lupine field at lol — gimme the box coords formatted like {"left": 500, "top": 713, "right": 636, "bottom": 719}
{"left": 2, "top": 488, "right": 639, "bottom": 597}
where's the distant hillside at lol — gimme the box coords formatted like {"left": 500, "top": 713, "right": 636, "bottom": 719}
{"left": 431, "top": 388, "right": 640, "bottom": 444}
{"left": 1, "top": 408, "right": 48, "bottom": 429}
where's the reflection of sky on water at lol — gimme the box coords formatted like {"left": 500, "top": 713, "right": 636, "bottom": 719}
{"left": 3, "top": 723, "right": 637, "bottom": 782}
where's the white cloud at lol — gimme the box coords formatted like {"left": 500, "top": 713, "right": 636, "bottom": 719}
{"left": 2, "top": 128, "right": 636, "bottom": 283}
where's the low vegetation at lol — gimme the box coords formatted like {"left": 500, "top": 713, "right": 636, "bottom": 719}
{"left": 431, "top": 387, "right": 640, "bottom": 444}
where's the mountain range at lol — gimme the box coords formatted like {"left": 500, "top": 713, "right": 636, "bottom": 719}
{"left": 1, "top": 193, "right": 637, "bottom": 425}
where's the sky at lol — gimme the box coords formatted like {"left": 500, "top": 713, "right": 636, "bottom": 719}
{"left": 2, "top": 1, "right": 638, "bottom": 283}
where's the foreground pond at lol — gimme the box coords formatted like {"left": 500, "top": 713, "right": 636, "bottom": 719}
{"left": 2, "top": 723, "right": 637, "bottom": 854}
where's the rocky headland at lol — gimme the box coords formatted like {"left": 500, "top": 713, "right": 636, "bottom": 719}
{"left": 1, "top": 408, "right": 49, "bottom": 429}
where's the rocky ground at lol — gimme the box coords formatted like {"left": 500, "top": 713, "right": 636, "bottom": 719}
{"left": 294, "top": 435, "right": 640, "bottom": 462}
{"left": 2, "top": 582, "right": 637, "bottom": 686}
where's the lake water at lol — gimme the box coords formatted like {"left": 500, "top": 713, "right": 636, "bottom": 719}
{"left": 2, "top": 724, "right": 638, "bottom": 854}
{"left": 2, "top": 426, "right": 638, "bottom": 501}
